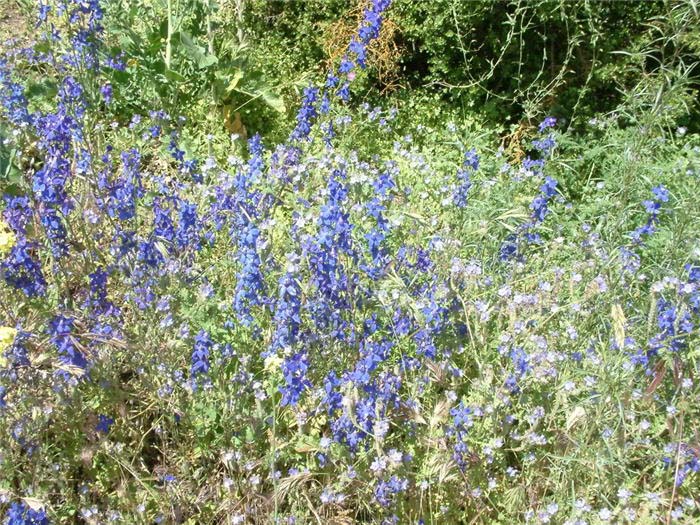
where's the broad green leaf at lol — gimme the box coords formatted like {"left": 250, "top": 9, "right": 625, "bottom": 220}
{"left": 260, "top": 89, "right": 286, "bottom": 113}
{"left": 225, "top": 69, "right": 245, "bottom": 93}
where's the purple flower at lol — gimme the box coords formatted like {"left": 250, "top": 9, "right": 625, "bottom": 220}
{"left": 538, "top": 116, "right": 557, "bottom": 132}
{"left": 96, "top": 414, "right": 114, "bottom": 434}
{"left": 291, "top": 86, "right": 318, "bottom": 142}
{"left": 190, "top": 330, "right": 212, "bottom": 388}
{"left": 5, "top": 501, "right": 50, "bottom": 525}
{"left": 280, "top": 351, "right": 312, "bottom": 406}
{"left": 100, "top": 83, "right": 112, "bottom": 104}
{"left": 453, "top": 149, "right": 478, "bottom": 207}
{"left": 49, "top": 315, "right": 87, "bottom": 371}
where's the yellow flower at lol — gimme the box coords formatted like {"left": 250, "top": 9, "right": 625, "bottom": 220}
{"left": 0, "top": 326, "right": 17, "bottom": 354}
{"left": 0, "top": 219, "right": 16, "bottom": 256}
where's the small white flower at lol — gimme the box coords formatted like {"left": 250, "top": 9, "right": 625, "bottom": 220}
{"left": 617, "top": 488, "right": 632, "bottom": 503}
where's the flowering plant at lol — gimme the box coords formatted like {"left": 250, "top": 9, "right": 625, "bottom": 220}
{"left": 0, "top": 1, "right": 699, "bottom": 524}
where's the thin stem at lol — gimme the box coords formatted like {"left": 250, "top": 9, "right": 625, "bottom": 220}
{"left": 165, "top": 0, "right": 173, "bottom": 70}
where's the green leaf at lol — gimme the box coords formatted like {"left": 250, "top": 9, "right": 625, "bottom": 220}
{"left": 198, "top": 54, "right": 218, "bottom": 69}
{"left": 224, "top": 69, "right": 245, "bottom": 93}
{"left": 176, "top": 31, "right": 218, "bottom": 69}
{"left": 25, "top": 78, "right": 58, "bottom": 101}
{"left": 245, "top": 426, "right": 255, "bottom": 443}
{"left": 260, "top": 89, "right": 286, "bottom": 113}
{"left": 164, "top": 68, "right": 187, "bottom": 82}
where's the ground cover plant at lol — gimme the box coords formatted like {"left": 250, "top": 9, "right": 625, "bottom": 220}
{"left": 1, "top": 0, "right": 700, "bottom": 524}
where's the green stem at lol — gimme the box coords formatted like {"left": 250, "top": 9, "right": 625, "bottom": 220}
{"left": 165, "top": 0, "right": 173, "bottom": 70}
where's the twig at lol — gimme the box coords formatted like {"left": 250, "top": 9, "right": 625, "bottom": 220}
{"left": 666, "top": 407, "right": 684, "bottom": 525}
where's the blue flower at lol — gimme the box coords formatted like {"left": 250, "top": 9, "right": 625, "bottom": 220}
{"left": 630, "top": 185, "right": 668, "bottom": 245}
{"left": 96, "top": 414, "right": 114, "bottom": 434}
{"left": 100, "top": 83, "right": 112, "bottom": 104}
{"left": 453, "top": 149, "right": 478, "bottom": 207}
{"left": 500, "top": 176, "right": 558, "bottom": 261}
{"left": 649, "top": 297, "right": 693, "bottom": 354}
{"left": 105, "top": 149, "right": 142, "bottom": 221}
{"left": 291, "top": 86, "right": 318, "bottom": 142}
{"left": 176, "top": 200, "right": 200, "bottom": 250}
{"left": 270, "top": 271, "right": 302, "bottom": 354}
{"left": 446, "top": 402, "right": 474, "bottom": 470}
{"left": 652, "top": 185, "right": 669, "bottom": 202}
{"left": 190, "top": 330, "right": 212, "bottom": 389}
{"left": 0, "top": 60, "right": 33, "bottom": 126}
{"left": 280, "top": 351, "right": 312, "bottom": 406}
{"left": 49, "top": 315, "right": 87, "bottom": 371}
{"left": 234, "top": 223, "right": 264, "bottom": 326}
{"left": 538, "top": 116, "right": 557, "bottom": 132}
{"left": 374, "top": 476, "right": 408, "bottom": 507}
{"left": 2, "top": 237, "right": 47, "bottom": 297}
{"left": 4, "top": 501, "right": 50, "bottom": 525}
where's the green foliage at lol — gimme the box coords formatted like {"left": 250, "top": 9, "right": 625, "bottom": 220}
{"left": 239, "top": 0, "right": 700, "bottom": 132}
{"left": 102, "top": 0, "right": 288, "bottom": 140}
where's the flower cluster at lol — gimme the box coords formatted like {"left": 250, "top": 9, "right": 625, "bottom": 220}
{"left": 446, "top": 402, "right": 474, "bottom": 471}
{"left": 453, "top": 148, "right": 478, "bottom": 207}
{"left": 279, "top": 351, "right": 311, "bottom": 406}
{"left": 500, "top": 169, "right": 559, "bottom": 260}
{"left": 270, "top": 269, "right": 302, "bottom": 355}
{"left": 345, "top": 0, "right": 392, "bottom": 71}
{"left": 4, "top": 502, "right": 49, "bottom": 525}
{"left": 291, "top": 87, "right": 318, "bottom": 142}
{"left": 190, "top": 329, "right": 212, "bottom": 389}
{"left": 48, "top": 315, "right": 87, "bottom": 374}
{"left": 631, "top": 185, "right": 669, "bottom": 244}
{"left": 0, "top": 1, "right": 699, "bottom": 523}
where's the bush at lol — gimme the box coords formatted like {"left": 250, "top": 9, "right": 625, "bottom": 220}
{"left": 242, "top": 0, "right": 700, "bottom": 130}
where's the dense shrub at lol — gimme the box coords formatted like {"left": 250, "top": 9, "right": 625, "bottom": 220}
{"left": 242, "top": 0, "right": 700, "bottom": 130}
